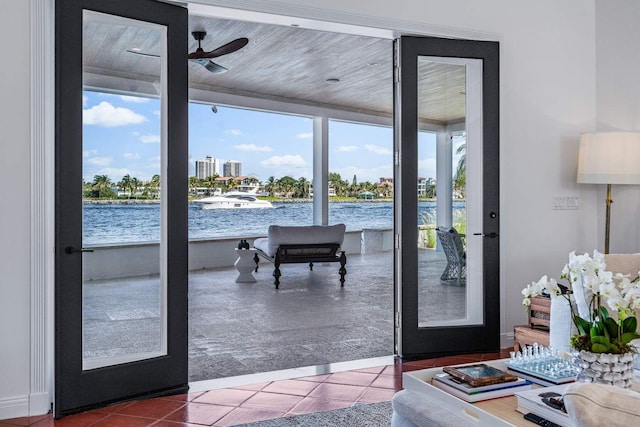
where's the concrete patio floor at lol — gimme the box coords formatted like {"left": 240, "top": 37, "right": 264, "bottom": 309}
{"left": 83, "top": 248, "right": 466, "bottom": 382}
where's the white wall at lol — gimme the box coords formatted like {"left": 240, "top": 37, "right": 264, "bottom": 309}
{"left": 0, "top": 0, "right": 607, "bottom": 419}
{"left": 0, "top": 0, "right": 32, "bottom": 419}
{"left": 595, "top": 0, "right": 640, "bottom": 254}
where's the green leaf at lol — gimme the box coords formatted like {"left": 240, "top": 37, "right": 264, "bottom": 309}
{"left": 622, "top": 317, "right": 637, "bottom": 334}
{"left": 591, "top": 342, "right": 610, "bottom": 353}
{"left": 599, "top": 306, "right": 610, "bottom": 320}
{"left": 604, "top": 317, "right": 619, "bottom": 339}
{"left": 621, "top": 332, "right": 640, "bottom": 345}
{"left": 575, "top": 316, "right": 591, "bottom": 335}
{"left": 591, "top": 335, "right": 610, "bottom": 345}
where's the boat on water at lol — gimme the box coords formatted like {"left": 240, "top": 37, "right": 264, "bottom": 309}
{"left": 194, "top": 192, "right": 274, "bottom": 209}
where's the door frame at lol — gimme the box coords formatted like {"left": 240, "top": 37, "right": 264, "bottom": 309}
{"left": 30, "top": 0, "right": 502, "bottom": 414}
{"left": 394, "top": 35, "right": 500, "bottom": 359}
{"left": 54, "top": 0, "right": 188, "bottom": 416}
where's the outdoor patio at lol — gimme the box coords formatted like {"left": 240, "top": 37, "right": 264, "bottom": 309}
{"left": 83, "top": 248, "right": 465, "bottom": 382}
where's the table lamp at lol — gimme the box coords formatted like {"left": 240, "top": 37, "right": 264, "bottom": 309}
{"left": 577, "top": 132, "right": 640, "bottom": 254}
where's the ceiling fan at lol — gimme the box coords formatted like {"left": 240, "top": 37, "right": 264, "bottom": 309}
{"left": 127, "top": 31, "right": 249, "bottom": 74}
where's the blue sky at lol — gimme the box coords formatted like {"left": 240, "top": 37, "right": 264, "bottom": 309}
{"left": 82, "top": 91, "right": 441, "bottom": 184}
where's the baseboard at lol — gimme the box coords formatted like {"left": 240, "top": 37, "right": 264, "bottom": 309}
{"left": 0, "top": 395, "right": 29, "bottom": 420}
{"left": 29, "top": 392, "right": 51, "bottom": 416}
{"left": 501, "top": 331, "right": 514, "bottom": 350}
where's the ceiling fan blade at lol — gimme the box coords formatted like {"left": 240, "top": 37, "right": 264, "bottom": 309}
{"left": 126, "top": 49, "right": 160, "bottom": 58}
{"left": 190, "top": 58, "right": 228, "bottom": 74}
{"left": 188, "top": 37, "right": 248, "bottom": 60}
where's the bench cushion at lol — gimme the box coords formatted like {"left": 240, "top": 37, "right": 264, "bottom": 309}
{"left": 254, "top": 224, "right": 346, "bottom": 257}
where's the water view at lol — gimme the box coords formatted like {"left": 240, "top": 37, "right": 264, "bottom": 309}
{"left": 83, "top": 201, "right": 465, "bottom": 245}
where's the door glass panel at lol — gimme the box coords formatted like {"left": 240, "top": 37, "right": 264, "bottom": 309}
{"left": 82, "top": 11, "right": 166, "bottom": 370}
{"left": 416, "top": 56, "right": 483, "bottom": 327}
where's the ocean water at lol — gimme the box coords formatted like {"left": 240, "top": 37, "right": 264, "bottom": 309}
{"left": 83, "top": 201, "right": 464, "bottom": 245}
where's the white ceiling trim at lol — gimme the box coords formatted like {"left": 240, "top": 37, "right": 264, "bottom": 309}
{"left": 186, "top": 0, "right": 501, "bottom": 42}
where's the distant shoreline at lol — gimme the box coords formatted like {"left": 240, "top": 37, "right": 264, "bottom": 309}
{"left": 82, "top": 199, "right": 393, "bottom": 205}
{"left": 81, "top": 198, "right": 393, "bottom": 204}
{"left": 82, "top": 197, "right": 448, "bottom": 205}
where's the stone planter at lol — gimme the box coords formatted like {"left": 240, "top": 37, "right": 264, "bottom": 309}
{"left": 573, "top": 350, "right": 636, "bottom": 389}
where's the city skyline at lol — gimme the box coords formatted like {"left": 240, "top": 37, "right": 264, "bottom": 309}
{"left": 82, "top": 90, "right": 450, "bottom": 185}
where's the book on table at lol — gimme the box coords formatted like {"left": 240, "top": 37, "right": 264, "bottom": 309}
{"left": 434, "top": 373, "right": 529, "bottom": 394}
{"left": 514, "top": 384, "right": 571, "bottom": 427}
{"left": 443, "top": 363, "right": 519, "bottom": 387}
{"left": 431, "top": 373, "right": 533, "bottom": 403}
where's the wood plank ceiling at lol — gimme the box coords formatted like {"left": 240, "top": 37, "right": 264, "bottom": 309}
{"left": 82, "top": 13, "right": 466, "bottom": 125}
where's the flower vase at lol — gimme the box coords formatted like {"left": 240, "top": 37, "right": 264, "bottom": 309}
{"left": 573, "top": 350, "right": 636, "bottom": 389}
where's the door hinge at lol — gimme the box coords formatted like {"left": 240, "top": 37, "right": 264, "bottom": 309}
{"left": 393, "top": 41, "right": 400, "bottom": 82}
{"left": 394, "top": 151, "right": 399, "bottom": 166}
{"left": 394, "top": 233, "right": 400, "bottom": 249}
{"left": 395, "top": 312, "right": 401, "bottom": 329}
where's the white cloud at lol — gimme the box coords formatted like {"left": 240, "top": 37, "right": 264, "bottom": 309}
{"left": 148, "top": 156, "right": 161, "bottom": 170}
{"left": 235, "top": 144, "right": 272, "bottom": 152}
{"left": 337, "top": 145, "right": 358, "bottom": 152}
{"left": 418, "top": 158, "right": 437, "bottom": 179}
{"left": 296, "top": 132, "right": 313, "bottom": 139}
{"left": 226, "top": 129, "right": 243, "bottom": 136}
{"left": 87, "top": 156, "right": 112, "bottom": 166}
{"left": 153, "top": 110, "right": 161, "bottom": 116}
{"left": 82, "top": 95, "right": 88, "bottom": 107}
{"left": 119, "top": 95, "right": 150, "bottom": 103}
{"left": 96, "top": 168, "right": 130, "bottom": 179}
{"left": 83, "top": 149, "right": 97, "bottom": 158}
{"left": 260, "top": 154, "right": 306, "bottom": 168}
{"left": 364, "top": 144, "right": 393, "bottom": 156}
{"left": 139, "top": 134, "right": 161, "bottom": 144}
{"left": 123, "top": 152, "right": 141, "bottom": 160}
{"left": 338, "top": 164, "right": 394, "bottom": 184}
{"left": 83, "top": 101, "right": 147, "bottom": 127}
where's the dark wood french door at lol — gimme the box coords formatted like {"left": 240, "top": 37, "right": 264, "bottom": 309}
{"left": 394, "top": 36, "right": 500, "bottom": 359}
{"left": 55, "top": 0, "right": 188, "bottom": 417}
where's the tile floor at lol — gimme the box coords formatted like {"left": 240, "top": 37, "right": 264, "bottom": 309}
{"left": 0, "top": 349, "right": 511, "bottom": 427}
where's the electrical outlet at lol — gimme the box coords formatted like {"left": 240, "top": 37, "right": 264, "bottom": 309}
{"left": 553, "top": 196, "right": 579, "bottom": 210}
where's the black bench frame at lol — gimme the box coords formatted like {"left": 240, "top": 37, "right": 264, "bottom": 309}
{"left": 254, "top": 243, "right": 347, "bottom": 289}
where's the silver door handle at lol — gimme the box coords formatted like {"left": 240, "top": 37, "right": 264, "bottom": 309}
{"left": 473, "top": 232, "right": 498, "bottom": 238}
{"left": 64, "top": 246, "right": 94, "bottom": 254}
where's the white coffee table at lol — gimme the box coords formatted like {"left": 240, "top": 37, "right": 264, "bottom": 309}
{"left": 234, "top": 248, "right": 257, "bottom": 283}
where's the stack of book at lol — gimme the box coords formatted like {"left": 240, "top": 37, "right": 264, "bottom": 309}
{"left": 515, "top": 384, "right": 570, "bottom": 427}
{"left": 431, "top": 363, "right": 533, "bottom": 402}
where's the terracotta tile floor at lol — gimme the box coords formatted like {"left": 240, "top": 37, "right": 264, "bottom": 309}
{"left": 0, "top": 349, "right": 511, "bottom": 427}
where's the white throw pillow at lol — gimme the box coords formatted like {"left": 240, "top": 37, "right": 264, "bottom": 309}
{"left": 564, "top": 382, "right": 640, "bottom": 427}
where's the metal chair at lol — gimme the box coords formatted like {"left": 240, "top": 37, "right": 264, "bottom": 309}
{"left": 436, "top": 226, "right": 466, "bottom": 286}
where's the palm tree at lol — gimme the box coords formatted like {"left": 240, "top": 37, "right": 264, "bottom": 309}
{"left": 130, "top": 177, "right": 140, "bottom": 198}
{"left": 227, "top": 178, "right": 238, "bottom": 191}
{"left": 453, "top": 142, "right": 466, "bottom": 198}
{"left": 277, "top": 176, "right": 297, "bottom": 198}
{"left": 118, "top": 174, "right": 132, "bottom": 198}
{"left": 296, "top": 177, "right": 310, "bottom": 198}
{"left": 148, "top": 174, "right": 161, "bottom": 199}
{"left": 203, "top": 174, "right": 218, "bottom": 195}
{"left": 188, "top": 176, "right": 200, "bottom": 197}
{"left": 92, "top": 175, "right": 114, "bottom": 199}
{"left": 265, "top": 176, "right": 276, "bottom": 197}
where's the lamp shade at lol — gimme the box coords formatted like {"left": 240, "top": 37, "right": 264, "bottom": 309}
{"left": 577, "top": 132, "right": 640, "bottom": 184}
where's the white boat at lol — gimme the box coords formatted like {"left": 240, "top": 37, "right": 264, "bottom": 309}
{"left": 195, "top": 192, "right": 274, "bottom": 209}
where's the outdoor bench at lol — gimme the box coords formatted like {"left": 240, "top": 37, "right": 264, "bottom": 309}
{"left": 253, "top": 224, "right": 347, "bottom": 289}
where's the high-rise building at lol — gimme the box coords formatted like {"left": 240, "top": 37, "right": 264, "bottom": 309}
{"left": 195, "top": 156, "right": 219, "bottom": 179}
{"left": 223, "top": 160, "right": 242, "bottom": 177}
